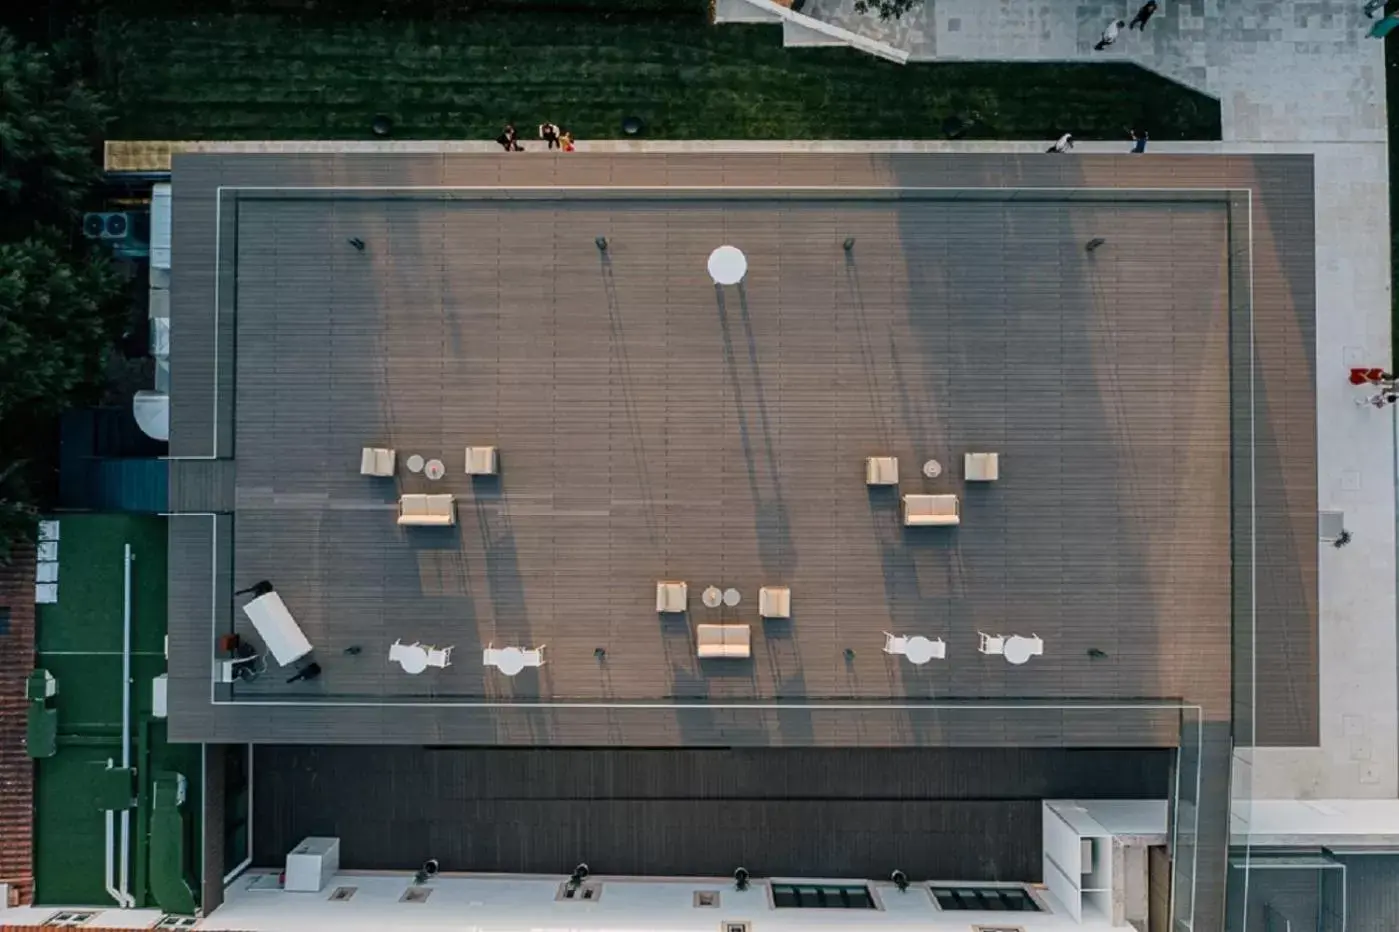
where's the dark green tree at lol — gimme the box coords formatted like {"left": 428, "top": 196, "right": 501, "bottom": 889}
{"left": 0, "top": 236, "right": 126, "bottom": 422}
{"left": 0, "top": 28, "right": 110, "bottom": 230}
{"left": 0, "top": 28, "right": 123, "bottom": 561}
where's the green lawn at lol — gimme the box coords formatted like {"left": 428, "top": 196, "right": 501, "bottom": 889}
{"left": 91, "top": 8, "right": 1220, "bottom": 142}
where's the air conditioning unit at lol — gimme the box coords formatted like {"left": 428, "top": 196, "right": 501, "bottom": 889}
{"left": 82, "top": 211, "right": 138, "bottom": 240}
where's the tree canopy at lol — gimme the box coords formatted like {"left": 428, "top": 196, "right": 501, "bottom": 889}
{"left": 0, "top": 28, "right": 124, "bottom": 561}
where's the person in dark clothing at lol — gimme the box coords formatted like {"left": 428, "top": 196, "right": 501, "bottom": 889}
{"left": 1129, "top": 1, "right": 1158, "bottom": 30}
{"left": 539, "top": 122, "right": 561, "bottom": 150}
{"left": 287, "top": 661, "right": 322, "bottom": 684}
{"left": 496, "top": 124, "right": 523, "bottom": 152}
{"left": 1130, "top": 128, "right": 1149, "bottom": 153}
{"left": 234, "top": 580, "right": 274, "bottom": 598}
{"left": 347, "top": 237, "right": 365, "bottom": 251}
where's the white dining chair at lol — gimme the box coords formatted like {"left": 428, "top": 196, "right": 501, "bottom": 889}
{"left": 928, "top": 637, "right": 948, "bottom": 659}
{"left": 425, "top": 646, "right": 454, "bottom": 668}
{"left": 882, "top": 632, "right": 909, "bottom": 655}
{"left": 482, "top": 645, "right": 502, "bottom": 669}
{"left": 1023, "top": 635, "right": 1044, "bottom": 657}
{"left": 978, "top": 632, "right": 1006, "bottom": 655}
{"left": 521, "top": 645, "right": 546, "bottom": 668}
{"left": 389, "top": 640, "right": 420, "bottom": 663}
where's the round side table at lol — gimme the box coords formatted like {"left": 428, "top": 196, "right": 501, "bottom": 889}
{"left": 702, "top": 586, "right": 723, "bottom": 609}
{"left": 424, "top": 459, "right": 445, "bottom": 480}
{"left": 723, "top": 587, "right": 741, "bottom": 607}
{"left": 406, "top": 454, "right": 425, "bottom": 474}
{"left": 922, "top": 459, "right": 942, "bottom": 479}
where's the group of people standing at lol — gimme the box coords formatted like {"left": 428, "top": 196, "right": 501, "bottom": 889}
{"left": 495, "top": 122, "right": 575, "bottom": 152}
{"left": 1094, "top": 1, "right": 1158, "bottom": 50}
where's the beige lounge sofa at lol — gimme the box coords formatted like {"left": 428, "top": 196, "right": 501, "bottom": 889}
{"left": 360, "top": 447, "right": 396, "bottom": 477}
{"left": 759, "top": 586, "right": 791, "bottom": 619}
{"left": 865, "top": 456, "right": 899, "bottom": 486}
{"left": 465, "top": 446, "right": 499, "bottom": 476}
{"left": 903, "top": 494, "right": 960, "bottom": 527}
{"left": 398, "top": 493, "right": 456, "bottom": 526}
{"left": 964, "top": 452, "right": 1000, "bottom": 482}
{"left": 696, "top": 624, "right": 752, "bottom": 659}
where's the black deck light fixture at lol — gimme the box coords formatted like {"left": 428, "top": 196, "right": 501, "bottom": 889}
{"left": 734, "top": 867, "right": 750, "bottom": 891}
{"left": 891, "top": 870, "right": 909, "bottom": 892}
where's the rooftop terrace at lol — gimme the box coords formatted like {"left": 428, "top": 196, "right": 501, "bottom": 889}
{"left": 166, "top": 152, "right": 1315, "bottom": 749}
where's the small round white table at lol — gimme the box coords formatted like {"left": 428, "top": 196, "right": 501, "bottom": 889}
{"left": 396, "top": 644, "right": 428, "bottom": 674}
{"left": 723, "top": 587, "right": 741, "bottom": 607}
{"left": 708, "top": 245, "right": 748, "bottom": 285}
{"left": 1003, "top": 636, "right": 1035, "bottom": 665}
{"left": 406, "top": 454, "right": 425, "bottom": 474}
{"left": 904, "top": 636, "right": 938, "bottom": 665}
{"left": 702, "top": 586, "right": 723, "bottom": 609}
{"left": 922, "top": 459, "right": 942, "bottom": 479}
{"left": 495, "top": 647, "right": 527, "bottom": 677}
{"left": 424, "top": 459, "right": 445, "bottom": 480}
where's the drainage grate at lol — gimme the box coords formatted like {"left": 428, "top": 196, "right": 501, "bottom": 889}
{"left": 1319, "top": 510, "right": 1345, "bottom": 541}
{"left": 401, "top": 886, "right": 432, "bottom": 903}
{"left": 328, "top": 886, "right": 357, "bottom": 902}
{"left": 722, "top": 922, "right": 752, "bottom": 932}
{"left": 42, "top": 912, "right": 97, "bottom": 928}
{"left": 154, "top": 918, "right": 200, "bottom": 929}
{"left": 694, "top": 890, "right": 721, "bottom": 908}
{"left": 974, "top": 926, "right": 1026, "bottom": 932}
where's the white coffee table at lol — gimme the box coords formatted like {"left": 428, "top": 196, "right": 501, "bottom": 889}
{"left": 904, "top": 636, "right": 938, "bottom": 665}
{"left": 708, "top": 245, "right": 748, "bottom": 285}
{"left": 495, "top": 647, "right": 526, "bottom": 677}
{"left": 424, "top": 459, "right": 445, "bottom": 480}
{"left": 396, "top": 644, "right": 428, "bottom": 674}
{"left": 702, "top": 586, "right": 723, "bottom": 609}
{"left": 1004, "top": 636, "right": 1034, "bottom": 665}
{"left": 723, "top": 587, "right": 741, "bottom": 607}
{"left": 406, "top": 454, "right": 425, "bottom": 474}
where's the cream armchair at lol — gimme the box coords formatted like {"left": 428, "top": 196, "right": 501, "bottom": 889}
{"left": 360, "top": 447, "right": 396, "bottom": 476}
{"left": 865, "top": 456, "right": 899, "bottom": 486}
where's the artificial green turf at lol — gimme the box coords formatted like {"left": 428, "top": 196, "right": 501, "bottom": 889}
{"left": 37, "top": 514, "right": 168, "bottom": 654}
{"left": 34, "top": 747, "right": 123, "bottom": 906}
{"left": 31, "top": 515, "right": 195, "bottom": 909}
{"left": 92, "top": 10, "right": 1220, "bottom": 142}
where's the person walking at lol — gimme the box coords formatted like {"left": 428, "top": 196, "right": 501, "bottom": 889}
{"left": 1094, "top": 19, "right": 1124, "bottom": 50}
{"left": 1129, "top": 1, "right": 1158, "bottom": 30}
{"left": 1046, "top": 132, "right": 1074, "bottom": 154}
{"left": 538, "top": 122, "right": 561, "bottom": 150}
{"left": 1130, "top": 128, "right": 1149, "bottom": 153}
